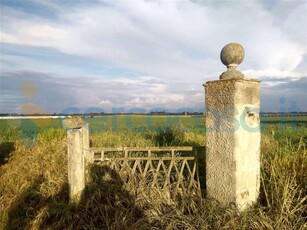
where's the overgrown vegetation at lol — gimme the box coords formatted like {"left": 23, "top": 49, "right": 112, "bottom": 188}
{"left": 0, "top": 116, "right": 306, "bottom": 229}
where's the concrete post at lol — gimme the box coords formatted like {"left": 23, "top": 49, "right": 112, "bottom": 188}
{"left": 204, "top": 43, "right": 260, "bottom": 211}
{"left": 63, "top": 117, "right": 88, "bottom": 202}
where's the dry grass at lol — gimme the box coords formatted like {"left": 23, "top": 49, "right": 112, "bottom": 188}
{"left": 0, "top": 126, "right": 306, "bottom": 229}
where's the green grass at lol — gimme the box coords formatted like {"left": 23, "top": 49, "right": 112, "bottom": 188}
{"left": 0, "top": 115, "right": 306, "bottom": 229}
{"left": 0, "top": 115, "right": 306, "bottom": 139}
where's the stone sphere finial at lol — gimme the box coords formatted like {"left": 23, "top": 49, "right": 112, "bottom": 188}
{"left": 220, "top": 43, "right": 245, "bottom": 80}
{"left": 220, "top": 43, "right": 245, "bottom": 67}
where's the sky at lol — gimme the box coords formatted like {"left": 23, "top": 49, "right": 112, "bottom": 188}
{"left": 0, "top": 0, "right": 306, "bottom": 114}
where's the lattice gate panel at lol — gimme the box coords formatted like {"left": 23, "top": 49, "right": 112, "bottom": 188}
{"left": 88, "top": 147, "right": 201, "bottom": 196}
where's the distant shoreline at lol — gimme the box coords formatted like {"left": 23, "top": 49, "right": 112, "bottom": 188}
{"left": 0, "top": 113, "right": 306, "bottom": 120}
{"left": 0, "top": 116, "right": 66, "bottom": 120}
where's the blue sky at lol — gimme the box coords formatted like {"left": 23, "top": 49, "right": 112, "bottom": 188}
{"left": 0, "top": 0, "right": 306, "bottom": 113}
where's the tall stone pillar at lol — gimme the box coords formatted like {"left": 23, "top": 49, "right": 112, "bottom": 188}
{"left": 204, "top": 43, "right": 260, "bottom": 211}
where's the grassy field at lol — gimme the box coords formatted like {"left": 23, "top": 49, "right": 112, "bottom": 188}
{"left": 0, "top": 115, "right": 306, "bottom": 229}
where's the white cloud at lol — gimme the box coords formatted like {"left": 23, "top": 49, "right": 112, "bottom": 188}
{"left": 99, "top": 100, "right": 112, "bottom": 105}
{"left": 2, "top": 0, "right": 305, "bottom": 81}
{"left": 243, "top": 69, "right": 305, "bottom": 79}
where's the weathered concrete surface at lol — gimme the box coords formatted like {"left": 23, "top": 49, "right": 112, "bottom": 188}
{"left": 220, "top": 43, "right": 245, "bottom": 80}
{"left": 204, "top": 78, "right": 260, "bottom": 211}
{"left": 67, "top": 128, "right": 85, "bottom": 202}
{"left": 220, "top": 43, "right": 245, "bottom": 67}
{"left": 64, "top": 118, "right": 91, "bottom": 202}
{"left": 62, "top": 116, "right": 83, "bottom": 129}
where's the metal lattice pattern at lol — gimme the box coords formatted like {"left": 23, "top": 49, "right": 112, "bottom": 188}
{"left": 88, "top": 147, "right": 200, "bottom": 195}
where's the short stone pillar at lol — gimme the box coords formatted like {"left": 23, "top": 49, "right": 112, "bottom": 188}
{"left": 204, "top": 43, "right": 260, "bottom": 211}
{"left": 63, "top": 117, "right": 89, "bottom": 202}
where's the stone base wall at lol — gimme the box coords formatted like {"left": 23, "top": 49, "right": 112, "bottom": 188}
{"left": 205, "top": 78, "right": 260, "bottom": 211}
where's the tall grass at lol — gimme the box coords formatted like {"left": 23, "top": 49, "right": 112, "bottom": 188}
{"left": 0, "top": 124, "right": 306, "bottom": 229}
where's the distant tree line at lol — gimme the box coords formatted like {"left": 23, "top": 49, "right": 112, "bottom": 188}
{"left": 1, "top": 111, "right": 307, "bottom": 117}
